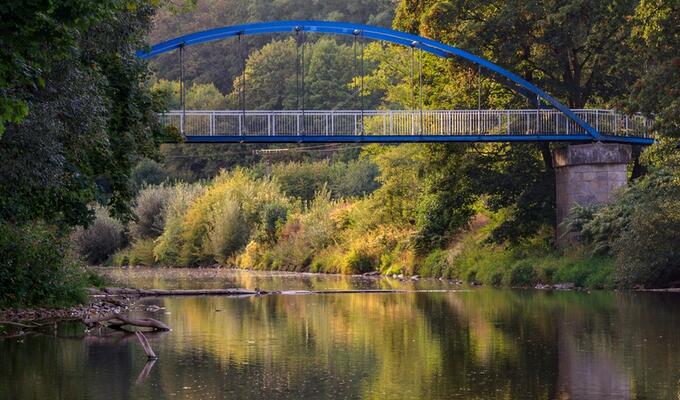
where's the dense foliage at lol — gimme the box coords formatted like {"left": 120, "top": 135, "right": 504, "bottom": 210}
{"left": 0, "top": 223, "right": 90, "bottom": 308}
{"left": 0, "top": 0, "right": 165, "bottom": 307}
{"left": 148, "top": 0, "right": 398, "bottom": 92}
{"left": 2, "top": 0, "right": 679, "bottom": 309}
{"left": 565, "top": 140, "right": 680, "bottom": 288}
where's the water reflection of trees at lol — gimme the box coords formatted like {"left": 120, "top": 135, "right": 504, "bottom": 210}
{"left": 2, "top": 290, "right": 680, "bottom": 399}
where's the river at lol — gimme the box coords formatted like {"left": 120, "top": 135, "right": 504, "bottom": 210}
{"left": 2, "top": 268, "right": 680, "bottom": 399}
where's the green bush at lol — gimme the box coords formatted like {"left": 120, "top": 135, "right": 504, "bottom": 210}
{"left": 154, "top": 182, "right": 205, "bottom": 265}
{"left": 129, "top": 239, "right": 157, "bottom": 266}
{"left": 254, "top": 202, "right": 289, "bottom": 244}
{"left": 130, "top": 158, "right": 167, "bottom": 194}
{"left": 178, "top": 170, "right": 288, "bottom": 266}
{"left": 0, "top": 222, "right": 89, "bottom": 308}
{"left": 71, "top": 207, "right": 124, "bottom": 265}
{"left": 207, "top": 197, "right": 250, "bottom": 263}
{"left": 419, "top": 249, "right": 450, "bottom": 277}
{"left": 130, "top": 184, "right": 174, "bottom": 240}
{"left": 565, "top": 168, "right": 680, "bottom": 287}
{"left": 331, "top": 158, "right": 379, "bottom": 198}
{"left": 505, "top": 261, "right": 537, "bottom": 287}
{"left": 342, "top": 247, "right": 376, "bottom": 274}
{"left": 272, "top": 161, "right": 333, "bottom": 201}
{"left": 265, "top": 188, "right": 339, "bottom": 271}
{"left": 271, "top": 159, "right": 379, "bottom": 201}
{"left": 613, "top": 195, "right": 680, "bottom": 287}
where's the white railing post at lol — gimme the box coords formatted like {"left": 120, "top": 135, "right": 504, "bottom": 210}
{"left": 159, "top": 108, "right": 648, "bottom": 140}
{"left": 506, "top": 110, "right": 510, "bottom": 135}
{"left": 411, "top": 112, "right": 416, "bottom": 135}
{"left": 389, "top": 111, "right": 394, "bottom": 135}
{"left": 383, "top": 112, "right": 387, "bottom": 135}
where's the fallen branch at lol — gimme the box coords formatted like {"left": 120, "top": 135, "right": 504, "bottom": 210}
{"left": 0, "top": 320, "right": 36, "bottom": 328}
{"left": 83, "top": 312, "right": 171, "bottom": 332}
{"left": 135, "top": 331, "right": 158, "bottom": 359}
{"left": 92, "top": 288, "right": 259, "bottom": 297}
{"left": 89, "top": 287, "right": 469, "bottom": 298}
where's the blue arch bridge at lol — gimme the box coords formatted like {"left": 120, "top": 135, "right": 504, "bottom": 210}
{"left": 138, "top": 20, "right": 657, "bottom": 244}
{"left": 138, "top": 20, "right": 653, "bottom": 146}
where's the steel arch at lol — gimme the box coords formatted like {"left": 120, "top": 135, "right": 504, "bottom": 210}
{"left": 138, "top": 20, "right": 604, "bottom": 140}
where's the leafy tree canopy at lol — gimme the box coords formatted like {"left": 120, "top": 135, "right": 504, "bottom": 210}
{"left": 0, "top": 0, "right": 170, "bottom": 227}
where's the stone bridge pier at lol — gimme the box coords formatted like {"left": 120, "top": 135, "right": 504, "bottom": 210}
{"left": 553, "top": 143, "right": 632, "bottom": 247}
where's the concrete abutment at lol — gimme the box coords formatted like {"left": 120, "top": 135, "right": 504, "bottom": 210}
{"left": 553, "top": 143, "right": 632, "bottom": 247}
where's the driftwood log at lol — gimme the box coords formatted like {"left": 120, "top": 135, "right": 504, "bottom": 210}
{"left": 89, "top": 287, "right": 465, "bottom": 298}
{"left": 90, "top": 288, "right": 260, "bottom": 297}
{"left": 83, "top": 312, "right": 171, "bottom": 332}
{"left": 135, "top": 331, "right": 158, "bottom": 359}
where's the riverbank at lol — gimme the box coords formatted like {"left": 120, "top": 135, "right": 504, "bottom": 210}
{"left": 3, "top": 265, "right": 679, "bottom": 333}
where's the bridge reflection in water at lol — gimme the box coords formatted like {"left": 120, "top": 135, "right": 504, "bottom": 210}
{"left": 160, "top": 109, "right": 651, "bottom": 143}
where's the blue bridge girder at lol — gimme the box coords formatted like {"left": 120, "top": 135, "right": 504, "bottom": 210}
{"left": 138, "top": 20, "right": 654, "bottom": 145}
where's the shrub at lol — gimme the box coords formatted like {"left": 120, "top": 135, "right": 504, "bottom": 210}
{"left": 238, "top": 241, "right": 262, "bottom": 270}
{"left": 271, "top": 159, "right": 379, "bottom": 201}
{"left": 505, "top": 261, "right": 537, "bottom": 287}
{"left": 265, "top": 188, "right": 339, "bottom": 271}
{"left": 128, "top": 239, "right": 157, "bottom": 266}
{"left": 254, "top": 202, "right": 289, "bottom": 244}
{"left": 206, "top": 197, "right": 250, "bottom": 263}
{"left": 111, "top": 249, "right": 130, "bottom": 267}
{"left": 0, "top": 222, "right": 89, "bottom": 308}
{"left": 72, "top": 207, "right": 124, "bottom": 265}
{"left": 550, "top": 254, "right": 614, "bottom": 289}
{"left": 130, "top": 184, "right": 174, "bottom": 240}
{"left": 177, "top": 170, "right": 288, "bottom": 266}
{"left": 613, "top": 196, "right": 680, "bottom": 287}
{"left": 130, "top": 158, "right": 166, "bottom": 194}
{"left": 154, "top": 182, "right": 205, "bottom": 265}
{"left": 272, "top": 161, "right": 333, "bottom": 201}
{"left": 565, "top": 169, "right": 680, "bottom": 287}
{"left": 342, "top": 247, "right": 377, "bottom": 275}
{"left": 419, "top": 249, "right": 450, "bottom": 277}
{"left": 331, "top": 158, "right": 379, "bottom": 198}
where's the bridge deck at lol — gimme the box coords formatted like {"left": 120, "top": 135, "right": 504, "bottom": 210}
{"left": 160, "top": 109, "right": 652, "bottom": 144}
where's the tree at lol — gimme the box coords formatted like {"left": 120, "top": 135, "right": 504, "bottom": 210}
{"left": 398, "top": 0, "right": 637, "bottom": 109}
{"left": 306, "top": 38, "right": 357, "bottom": 109}
{"left": 623, "top": 0, "right": 680, "bottom": 138}
{"left": 0, "top": 0, "right": 166, "bottom": 227}
{"left": 148, "top": 0, "right": 398, "bottom": 93}
{"left": 373, "top": 0, "right": 648, "bottom": 243}
{"left": 152, "top": 79, "right": 228, "bottom": 110}
{"left": 231, "top": 38, "right": 298, "bottom": 110}
{"left": 0, "top": 0, "right": 114, "bottom": 136}
{"left": 414, "top": 144, "right": 477, "bottom": 252}
{"left": 229, "top": 37, "right": 361, "bottom": 110}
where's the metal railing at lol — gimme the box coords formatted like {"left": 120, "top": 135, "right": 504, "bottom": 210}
{"left": 159, "top": 109, "right": 651, "bottom": 138}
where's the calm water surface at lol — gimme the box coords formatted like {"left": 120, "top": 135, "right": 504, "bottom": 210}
{"left": 2, "top": 268, "right": 680, "bottom": 399}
